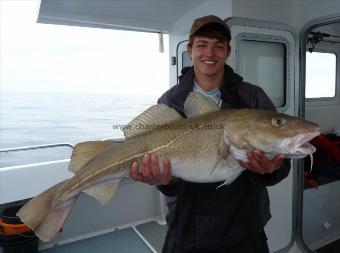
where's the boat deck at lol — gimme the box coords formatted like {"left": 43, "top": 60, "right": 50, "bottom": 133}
{"left": 41, "top": 222, "right": 167, "bottom": 253}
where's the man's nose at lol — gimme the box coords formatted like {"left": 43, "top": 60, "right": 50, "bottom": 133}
{"left": 205, "top": 46, "right": 215, "bottom": 56}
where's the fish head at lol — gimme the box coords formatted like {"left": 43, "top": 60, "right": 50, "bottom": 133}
{"left": 223, "top": 109, "right": 320, "bottom": 158}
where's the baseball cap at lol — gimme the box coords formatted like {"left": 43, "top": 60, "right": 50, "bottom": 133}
{"left": 189, "top": 15, "right": 231, "bottom": 41}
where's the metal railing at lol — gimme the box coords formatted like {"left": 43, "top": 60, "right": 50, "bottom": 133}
{"left": 0, "top": 143, "right": 74, "bottom": 153}
{"left": 0, "top": 143, "right": 75, "bottom": 168}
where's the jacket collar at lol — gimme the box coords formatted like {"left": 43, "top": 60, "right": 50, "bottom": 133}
{"left": 170, "top": 64, "right": 243, "bottom": 113}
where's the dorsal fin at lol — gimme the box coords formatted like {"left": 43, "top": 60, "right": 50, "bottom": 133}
{"left": 184, "top": 92, "right": 220, "bottom": 117}
{"left": 69, "top": 140, "right": 119, "bottom": 174}
{"left": 123, "top": 104, "right": 182, "bottom": 139}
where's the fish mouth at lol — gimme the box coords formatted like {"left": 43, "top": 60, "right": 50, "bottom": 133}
{"left": 285, "top": 130, "right": 320, "bottom": 158}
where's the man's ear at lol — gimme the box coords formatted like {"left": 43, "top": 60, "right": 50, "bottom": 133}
{"left": 226, "top": 45, "right": 231, "bottom": 58}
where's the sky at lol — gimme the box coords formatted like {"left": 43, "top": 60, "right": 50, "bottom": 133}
{"left": 0, "top": 0, "right": 169, "bottom": 95}
{"left": 0, "top": 1, "right": 336, "bottom": 98}
{"left": 306, "top": 51, "right": 336, "bottom": 98}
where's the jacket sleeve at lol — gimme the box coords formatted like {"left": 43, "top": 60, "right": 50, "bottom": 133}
{"left": 157, "top": 180, "right": 181, "bottom": 197}
{"left": 250, "top": 85, "right": 292, "bottom": 186}
{"left": 157, "top": 85, "right": 176, "bottom": 105}
{"left": 256, "top": 159, "right": 291, "bottom": 186}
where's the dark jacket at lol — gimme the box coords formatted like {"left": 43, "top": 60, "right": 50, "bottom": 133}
{"left": 157, "top": 65, "right": 290, "bottom": 252}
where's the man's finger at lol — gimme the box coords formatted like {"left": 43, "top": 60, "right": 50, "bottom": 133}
{"left": 130, "top": 162, "right": 138, "bottom": 177}
{"left": 238, "top": 160, "right": 252, "bottom": 170}
{"left": 150, "top": 154, "right": 160, "bottom": 169}
{"left": 142, "top": 154, "right": 150, "bottom": 177}
{"left": 247, "top": 150, "right": 263, "bottom": 171}
{"left": 130, "top": 162, "right": 143, "bottom": 181}
{"left": 254, "top": 150, "right": 269, "bottom": 162}
{"left": 150, "top": 158, "right": 161, "bottom": 180}
{"left": 163, "top": 159, "right": 171, "bottom": 175}
{"left": 161, "top": 159, "right": 172, "bottom": 184}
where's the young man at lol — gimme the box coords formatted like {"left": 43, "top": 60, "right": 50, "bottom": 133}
{"left": 130, "top": 15, "right": 290, "bottom": 253}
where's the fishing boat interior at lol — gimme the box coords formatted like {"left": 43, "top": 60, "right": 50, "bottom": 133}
{"left": 1, "top": 1, "right": 340, "bottom": 253}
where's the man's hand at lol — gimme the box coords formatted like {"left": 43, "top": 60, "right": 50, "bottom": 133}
{"left": 129, "top": 154, "right": 173, "bottom": 185}
{"left": 238, "top": 150, "right": 285, "bottom": 175}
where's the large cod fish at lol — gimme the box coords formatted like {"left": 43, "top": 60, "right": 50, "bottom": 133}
{"left": 17, "top": 92, "right": 320, "bottom": 242}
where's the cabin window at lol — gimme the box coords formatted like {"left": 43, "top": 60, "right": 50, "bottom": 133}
{"left": 238, "top": 40, "right": 286, "bottom": 108}
{"left": 182, "top": 51, "right": 192, "bottom": 70}
{"left": 306, "top": 51, "right": 336, "bottom": 99}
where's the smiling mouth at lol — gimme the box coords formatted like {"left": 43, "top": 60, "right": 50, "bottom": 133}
{"left": 203, "top": 60, "right": 217, "bottom": 65}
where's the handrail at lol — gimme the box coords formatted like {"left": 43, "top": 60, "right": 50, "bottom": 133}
{"left": 0, "top": 143, "right": 74, "bottom": 153}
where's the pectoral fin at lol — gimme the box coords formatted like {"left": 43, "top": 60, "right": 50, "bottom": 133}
{"left": 83, "top": 179, "right": 121, "bottom": 205}
{"left": 210, "top": 138, "right": 230, "bottom": 175}
{"left": 209, "top": 159, "right": 221, "bottom": 175}
{"left": 218, "top": 137, "right": 229, "bottom": 159}
{"left": 216, "top": 170, "right": 244, "bottom": 189}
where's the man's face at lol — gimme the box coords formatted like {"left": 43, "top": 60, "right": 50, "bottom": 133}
{"left": 188, "top": 36, "right": 230, "bottom": 79}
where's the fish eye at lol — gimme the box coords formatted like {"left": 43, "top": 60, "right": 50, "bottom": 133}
{"left": 272, "top": 117, "right": 286, "bottom": 127}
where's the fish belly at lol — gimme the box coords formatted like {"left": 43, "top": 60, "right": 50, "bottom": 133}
{"left": 171, "top": 152, "right": 244, "bottom": 183}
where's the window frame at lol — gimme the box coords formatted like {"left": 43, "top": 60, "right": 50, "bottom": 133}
{"left": 181, "top": 50, "right": 191, "bottom": 70}
{"left": 234, "top": 33, "right": 290, "bottom": 110}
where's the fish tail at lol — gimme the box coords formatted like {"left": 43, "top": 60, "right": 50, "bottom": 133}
{"left": 17, "top": 180, "right": 77, "bottom": 242}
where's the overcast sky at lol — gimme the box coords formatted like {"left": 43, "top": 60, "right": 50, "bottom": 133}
{"left": 306, "top": 52, "right": 336, "bottom": 98}
{"left": 0, "top": 0, "right": 169, "bottom": 95}
{"left": 1, "top": 1, "right": 335, "bottom": 99}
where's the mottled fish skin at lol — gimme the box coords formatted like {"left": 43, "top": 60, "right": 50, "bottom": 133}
{"left": 54, "top": 109, "right": 320, "bottom": 205}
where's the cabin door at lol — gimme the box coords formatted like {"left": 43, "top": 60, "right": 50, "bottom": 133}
{"left": 226, "top": 17, "right": 298, "bottom": 253}
{"left": 300, "top": 15, "right": 340, "bottom": 253}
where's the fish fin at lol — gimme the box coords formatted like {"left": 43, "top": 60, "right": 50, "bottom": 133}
{"left": 216, "top": 170, "right": 244, "bottom": 189}
{"left": 34, "top": 198, "right": 76, "bottom": 242}
{"left": 83, "top": 179, "right": 121, "bottom": 205}
{"left": 209, "top": 137, "right": 230, "bottom": 175}
{"left": 17, "top": 180, "right": 76, "bottom": 242}
{"left": 184, "top": 92, "right": 220, "bottom": 118}
{"left": 69, "top": 141, "right": 118, "bottom": 174}
{"left": 216, "top": 180, "right": 230, "bottom": 189}
{"left": 209, "top": 159, "right": 221, "bottom": 175}
{"left": 218, "top": 137, "right": 229, "bottom": 159}
{"left": 123, "top": 104, "right": 182, "bottom": 139}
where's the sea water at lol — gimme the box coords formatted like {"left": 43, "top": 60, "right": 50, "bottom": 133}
{"left": 0, "top": 92, "right": 158, "bottom": 167}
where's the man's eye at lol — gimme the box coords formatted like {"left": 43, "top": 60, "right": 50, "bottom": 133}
{"left": 216, "top": 45, "right": 225, "bottom": 49}
{"left": 196, "top": 44, "right": 206, "bottom": 48}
